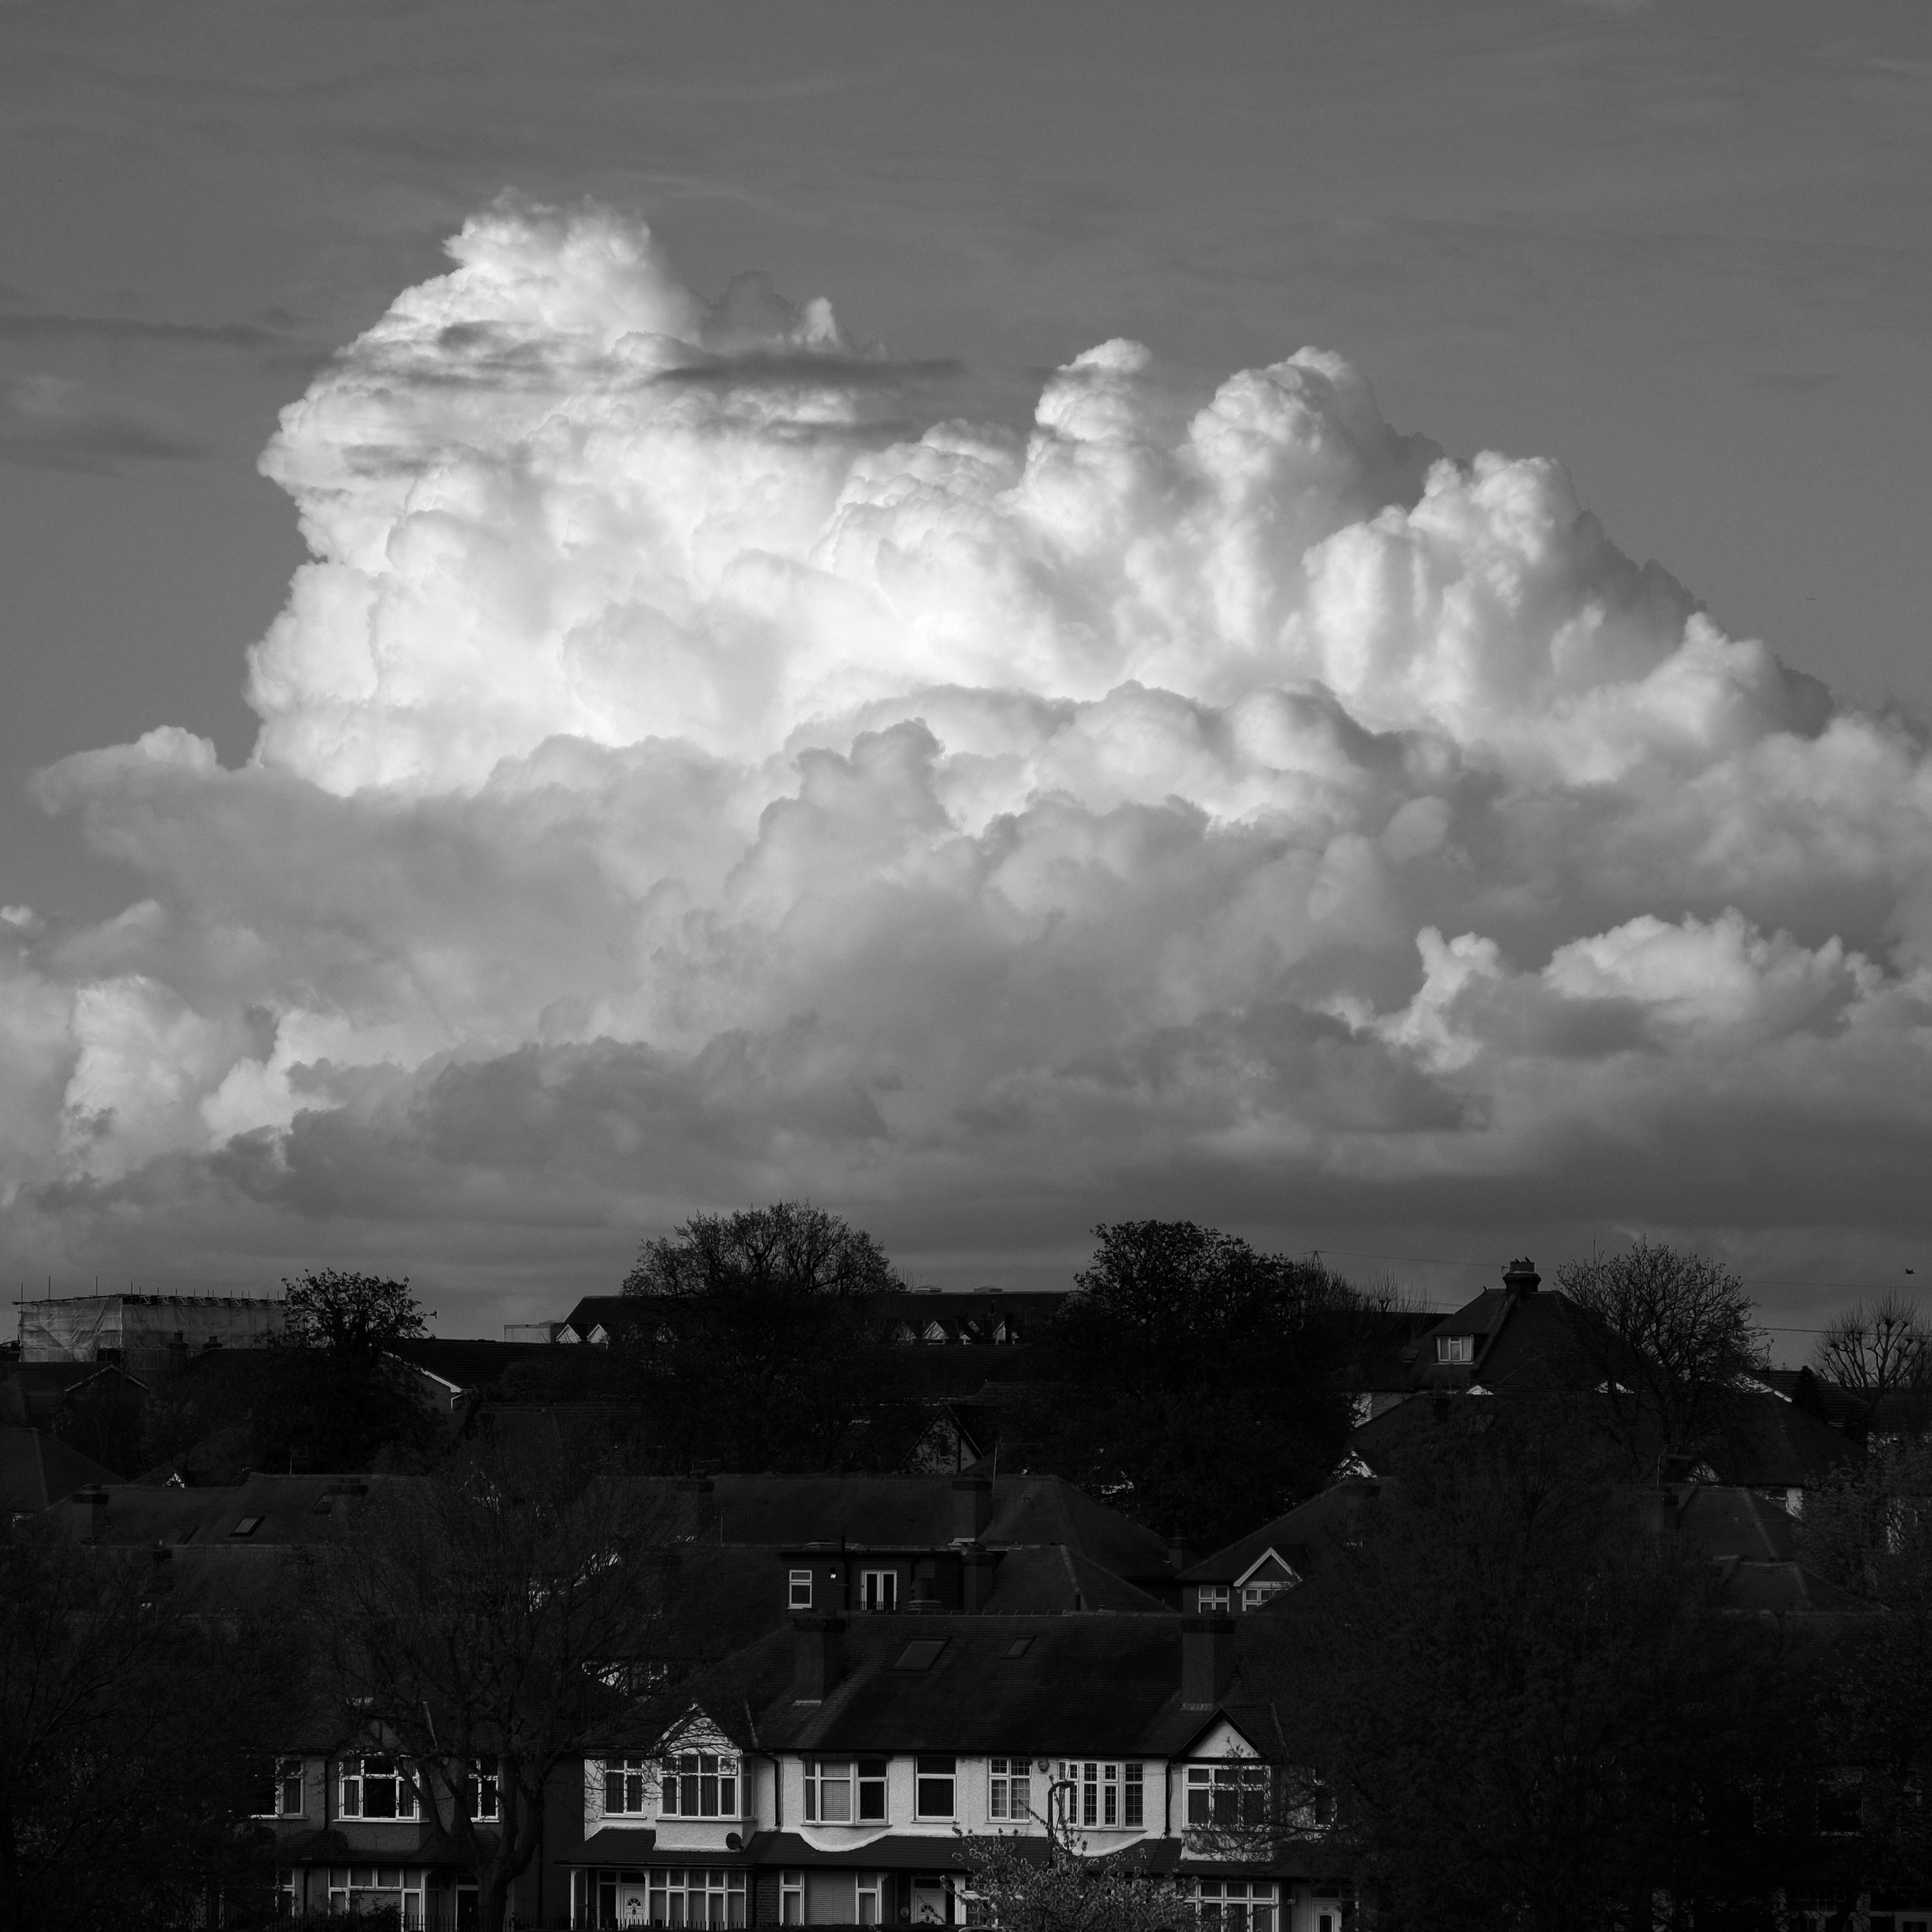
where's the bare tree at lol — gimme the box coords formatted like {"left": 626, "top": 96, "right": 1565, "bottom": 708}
{"left": 316, "top": 1427, "right": 684, "bottom": 1932}
{"left": 1, "top": 1514, "right": 299, "bottom": 1929}
{"left": 1813, "top": 1293, "right": 1932, "bottom": 1440}
{"left": 1556, "top": 1241, "right": 1765, "bottom": 1473}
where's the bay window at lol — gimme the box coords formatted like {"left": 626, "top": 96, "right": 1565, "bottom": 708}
{"left": 1190, "top": 1879, "right": 1277, "bottom": 1932}
{"left": 661, "top": 1751, "right": 738, "bottom": 1818}
{"left": 1055, "top": 1762, "right": 1143, "bottom": 1829}
{"left": 1185, "top": 1762, "right": 1270, "bottom": 1830}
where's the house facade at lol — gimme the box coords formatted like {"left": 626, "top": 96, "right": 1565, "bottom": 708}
{"left": 556, "top": 1611, "right": 1344, "bottom": 1932}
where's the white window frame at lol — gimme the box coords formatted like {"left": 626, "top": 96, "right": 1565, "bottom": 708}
{"left": 781, "top": 1872, "right": 805, "bottom": 1925}
{"left": 1055, "top": 1761, "right": 1143, "bottom": 1829}
{"left": 645, "top": 1868, "right": 745, "bottom": 1926}
{"left": 603, "top": 1757, "right": 652, "bottom": 1816}
{"left": 987, "top": 1756, "right": 1033, "bottom": 1822}
{"left": 1190, "top": 1878, "right": 1278, "bottom": 1932}
{"left": 253, "top": 1756, "right": 305, "bottom": 1819}
{"left": 337, "top": 1755, "right": 419, "bottom": 1821}
{"left": 325, "top": 1865, "right": 427, "bottom": 1926}
{"left": 856, "top": 1873, "right": 884, "bottom": 1925}
{"left": 1435, "top": 1334, "right": 1474, "bottom": 1364}
{"left": 659, "top": 1750, "right": 739, "bottom": 1820}
{"left": 803, "top": 1757, "right": 887, "bottom": 1824}
{"left": 1241, "top": 1581, "right": 1289, "bottom": 1611}
{"left": 858, "top": 1569, "right": 898, "bottom": 1612}
{"left": 788, "top": 1569, "right": 813, "bottom": 1610}
{"left": 1197, "top": 1585, "right": 1230, "bottom": 1612}
{"left": 915, "top": 1755, "right": 956, "bottom": 1819}
{"left": 1185, "top": 1762, "right": 1271, "bottom": 1831}
{"left": 468, "top": 1762, "right": 501, "bottom": 1823}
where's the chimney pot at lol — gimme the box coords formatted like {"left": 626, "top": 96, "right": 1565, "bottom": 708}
{"left": 1180, "top": 1615, "right": 1237, "bottom": 1710}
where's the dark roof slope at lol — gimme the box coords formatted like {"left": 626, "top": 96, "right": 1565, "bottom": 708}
{"left": 45, "top": 1470, "right": 404, "bottom": 1547}
{"left": 702, "top": 1612, "right": 1289, "bottom": 1760}
{"left": 1667, "top": 1484, "right": 1799, "bottom": 1563}
{"left": 1180, "top": 1481, "right": 1379, "bottom": 1586}
{"left": 665, "top": 1473, "right": 1171, "bottom": 1581}
{"left": 1407, "top": 1287, "right": 1641, "bottom": 1395}
{"left": 387, "top": 1337, "right": 555, "bottom": 1396}
{"left": 1701, "top": 1392, "right": 1864, "bottom": 1488}
{"left": 0, "top": 1428, "right": 123, "bottom": 1512}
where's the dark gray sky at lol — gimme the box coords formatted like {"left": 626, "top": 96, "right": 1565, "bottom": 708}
{"left": 3, "top": 3, "right": 1929, "bottom": 1343}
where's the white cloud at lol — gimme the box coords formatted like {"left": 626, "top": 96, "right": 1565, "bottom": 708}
{"left": 9, "top": 197, "right": 1932, "bottom": 1310}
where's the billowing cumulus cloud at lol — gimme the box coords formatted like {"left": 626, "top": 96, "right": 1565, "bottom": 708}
{"left": 8, "top": 198, "right": 1932, "bottom": 1317}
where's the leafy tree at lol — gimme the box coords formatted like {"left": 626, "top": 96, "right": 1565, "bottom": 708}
{"left": 1020, "top": 1221, "right": 1357, "bottom": 1546}
{"left": 315, "top": 1428, "right": 685, "bottom": 1932}
{"left": 1556, "top": 1241, "right": 1766, "bottom": 1475}
{"left": 621, "top": 1202, "right": 917, "bottom": 1472}
{"left": 1266, "top": 1405, "right": 1799, "bottom": 1932}
{"left": 279, "top": 1268, "right": 428, "bottom": 1360}
{"left": 1812, "top": 1293, "right": 1932, "bottom": 1440}
{"left": 251, "top": 1269, "right": 437, "bottom": 1473}
{"left": 0, "top": 1513, "right": 301, "bottom": 1929}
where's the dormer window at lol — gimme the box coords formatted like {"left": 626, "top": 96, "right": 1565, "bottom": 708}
{"left": 1198, "top": 1586, "right": 1230, "bottom": 1612}
{"left": 788, "top": 1569, "right": 812, "bottom": 1610}
{"left": 1435, "top": 1335, "right": 1474, "bottom": 1364}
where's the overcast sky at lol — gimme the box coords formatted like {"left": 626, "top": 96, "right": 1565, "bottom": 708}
{"left": 3, "top": 3, "right": 1929, "bottom": 1348}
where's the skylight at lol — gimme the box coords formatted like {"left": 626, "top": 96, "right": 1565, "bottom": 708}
{"left": 1002, "top": 1638, "right": 1033, "bottom": 1659}
{"left": 892, "top": 1639, "right": 947, "bottom": 1671}
{"left": 230, "top": 1516, "right": 262, "bottom": 1537}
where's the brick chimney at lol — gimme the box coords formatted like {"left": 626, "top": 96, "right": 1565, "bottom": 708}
{"left": 962, "top": 1548, "right": 1000, "bottom": 1611}
{"left": 1180, "top": 1616, "right": 1236, "bottom": 1710}
{"left": 952, "top": 1476, "right": 993, "bottom": 1543}
{"left": 1502, "top": 1257, "right": 1541, "bottom": 1296}
{"left": 791, "top": 1615, "right": 846, "bottom": 1703}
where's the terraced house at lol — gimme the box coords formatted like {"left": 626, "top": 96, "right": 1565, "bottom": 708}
{"left": 557, "top": 1608, "right": 1338, "bottom": 1931}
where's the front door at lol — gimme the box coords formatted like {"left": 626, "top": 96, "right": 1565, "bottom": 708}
{"left": 911, "top": 1879, "right": 950, "bottom": 1924}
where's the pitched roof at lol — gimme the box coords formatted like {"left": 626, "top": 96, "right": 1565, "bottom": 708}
{"left": 1699, "top": 1391, "right": 1864, "bottom": 1488}
{"left": 386, "top": 1337, "right": 555, "bottom": 1396}
{"left": 662, "top": 1473, "right": 1171, "bottom": 1581}
{"left": 45, "top": 1470, "right": 403, "bottom": 1547}
{"left": 0, "top": 1427, "right": 123, "bottom": 1512}
{"left": 1405, "top": 1287, "right": 1641, "bottom": 1395}
{"left": 711, "top": 1611, "right": 1291, "bottom": 1759}
{"left": 1180, "top": 1481, "right": 1379, "bottom": 1586}
{"left": 1665, "top": 1484, "right": 1798, "bottom": 1563}
{"left": 1708, "top": 1559, "right": 1873, "bottom": 1618}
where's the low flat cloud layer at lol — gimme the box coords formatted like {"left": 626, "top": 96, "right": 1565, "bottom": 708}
{"left": 7, "top": 200, "right": 1930, "bottom": 1313}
